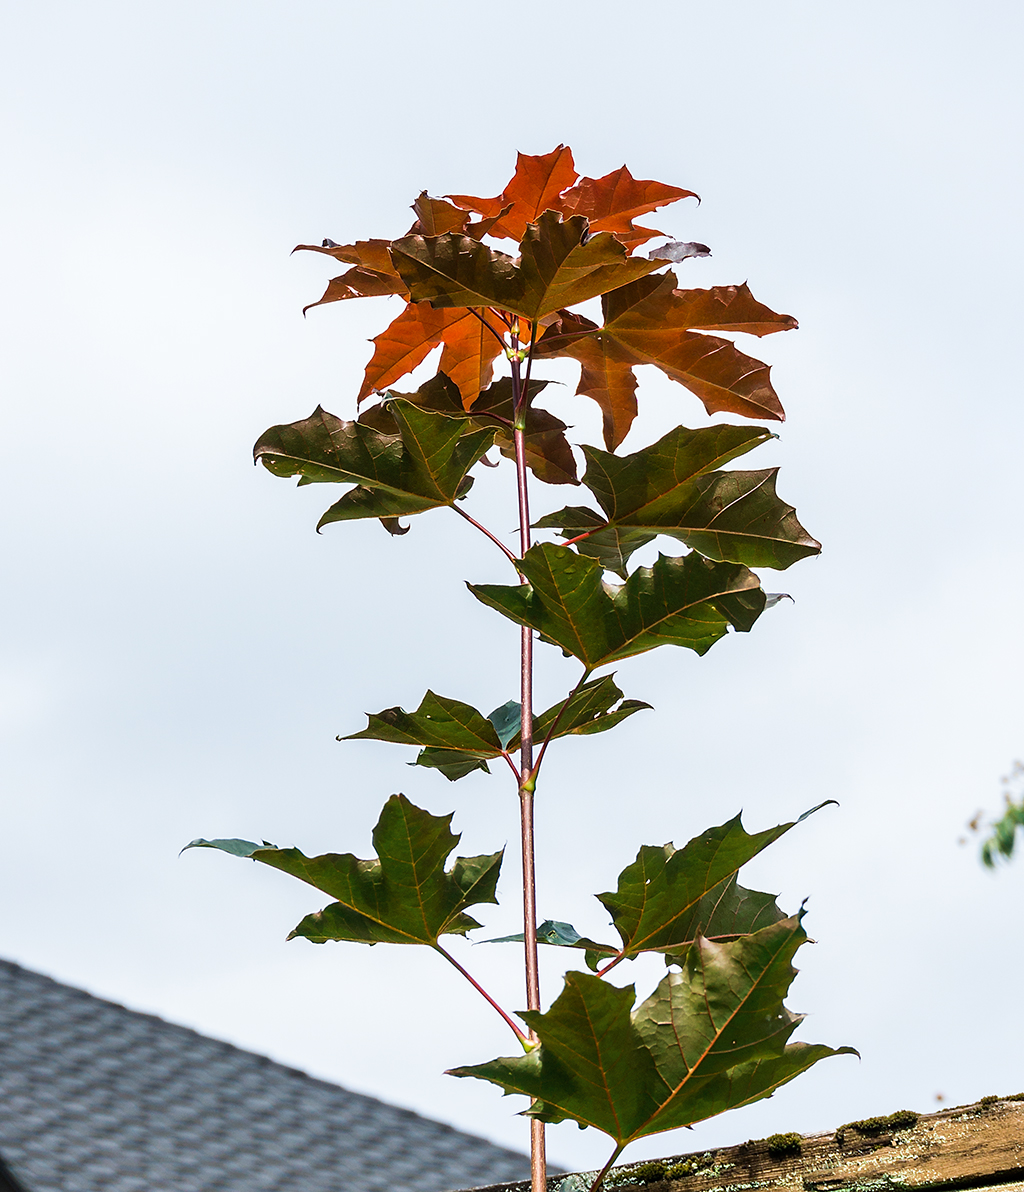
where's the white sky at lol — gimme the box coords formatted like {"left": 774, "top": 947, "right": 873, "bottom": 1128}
{"left": 3, "top": 0, "right": 1024, "bottom": 1174}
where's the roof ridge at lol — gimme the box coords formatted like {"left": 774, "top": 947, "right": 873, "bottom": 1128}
{"left": 0, "top": 956, "right": 467, "bottom": 1134}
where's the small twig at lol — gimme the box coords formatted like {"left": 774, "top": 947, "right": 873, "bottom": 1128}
{"left": 451, "top": 503, "right": 521, "bottom": 569}
{"left": 434, "top": 944, "right": 528, "bottom": 1045}
{"left": 529, "top": 667, "right": 593, "bottom": 784}
{"left": 588, "top": 1144, "right": 625, "bottom": 1192}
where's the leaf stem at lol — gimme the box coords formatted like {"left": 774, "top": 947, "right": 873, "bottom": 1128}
{"left": 588, "top": 1144, "right": 626, "bottom": 1192}
{"left": 434, "top": 944, "right": 528, "bottom": 1045}
{"left": 560, "top": 528, "right": 599, "bottom": 547}
{"left": 451, "top": 503, "right": 521, "bottom": 570}
{"left": 595, "top": 952, "right": 626, "bottom": 979}
{"left": 519, "top": 319, "right": 539, "bottom": 412}
{"left": 510, "top": 321, "right": 547, "bottom": 1192}
{"left": 529, "top": 667, "right": 593, "bottom": 784}
{"left": 501, "top": 752, "right": 522, "bottom": 782}
{"left": 530, "top": 325, "right": 600, "bottom": 350}
{"left": 466, "top": 306, "right": 509, "bottom": 350}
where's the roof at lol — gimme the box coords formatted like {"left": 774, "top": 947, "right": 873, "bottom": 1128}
{"left": 462, "top": 1098, "right": 1024, "bottom": 1192}
{"left": 0, "top": 957, "right": 533, "bottom": 1192}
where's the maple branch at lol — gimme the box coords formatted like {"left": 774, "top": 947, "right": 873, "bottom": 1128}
{"left": 589, "top": 1144, "right": 626, "bottom": 1192}
{"left": 510, "top": 322, "right": 547, "bottom": 1192}
{"left": 434, "top": 944, "right": 528, "bottom": 1046}
{"left": 528, "top": 667, "right": 593, "bottom": 786}
{"left": 451, "top": 503, "right": 520, "bottom": 569}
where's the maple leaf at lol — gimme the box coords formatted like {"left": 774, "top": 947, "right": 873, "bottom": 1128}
{"left": 358, "top": 302, "right": 505, "bottom": 407}
{"left": 407, "top": 192, "right": 471, "bottom": 236}
{"left": 293, "top": 239, "right": 409, "bottom": 313}
{"left": 543, "top": 422, "right": 821, "bottom": 571}
{"left": 535, "top": 273, "right": 797, "bottom": 448}
{"left": 293, "top": 239, "right": 396, "bottom": 272}
{"left": 186, "top": 794, "right": 503, "bottom": 947}
{"left": 470, "top": 543, "right": 764, "bottom": 669}
{"left": 559, "top": 165, "right": 698, "bottom": 251}
{"left": 447, "top": 145, "right": 579, "bottom": 242}
{"left": 391, "top": 215, "right": 659, "bottom": 324}
{"left": 516, "top": 212, "right": 658, "bottom": 319}
{"left": 254, "top": 400, "right": 494, "bottom": 531}
{"left": 450, "top": 914, "right": 855, "bottom": 1145}
{"left": 534, "top": 309, "right": 639, "bottom": 451}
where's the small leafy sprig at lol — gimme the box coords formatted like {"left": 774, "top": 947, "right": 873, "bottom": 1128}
{"left": 964, "top": 760, "right": 1024, "bottom": 867}
{"left": 188, "top": 147, "right": 854, "bottom": 1192}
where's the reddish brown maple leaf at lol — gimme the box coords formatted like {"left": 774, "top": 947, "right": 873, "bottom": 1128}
{"left": 559, "top": 165, "right": 698, "bottom": 251}
{"left": 535, "top": 272, "right": 794, "bottom": 447}
{"left": 448, "top": 145, "right": 579, "bottom": 242}
{"left": 535, "top": 311, "right": 638, "bottom": 450}
{"left": 407, "top": 192, "right": 471, "bottom": 236}
{"left": 295, "top": 240, "right": 409, "bottom": 313}
{"left": 437, "top": 311, "right": 505, "bottom": 409}
{"left": 358, "top": 302, "right": 504, "bottom": 407}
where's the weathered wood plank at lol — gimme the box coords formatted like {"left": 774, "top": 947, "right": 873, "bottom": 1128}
{"left": 461, "top": 1098, "right": 1024, "bottom": 1192}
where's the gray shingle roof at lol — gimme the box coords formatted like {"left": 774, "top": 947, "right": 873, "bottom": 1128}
{"left": 0, "top": 958, "right": 532, "bottom": 1192}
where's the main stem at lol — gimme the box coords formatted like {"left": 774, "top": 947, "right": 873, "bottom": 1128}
{"left": 510, "top": 319, "right": 546, "bottom": 1192}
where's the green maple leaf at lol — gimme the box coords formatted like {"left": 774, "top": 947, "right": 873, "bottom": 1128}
{"left": 390, "top": 212, "right": 658, "bottom": 321}
{"left": 533, "top": 505, "right": 656, "bottom": 580}
{"left": 478, "top": 806, "right": 833, "bottom": 970}
{"left": 389, "top": 234, "right": 523, "bottom": 311}
{"left": 185, "top": 794, "right": 502, "bottom": 946}
{"left": 572, "top": 423, "right": 820, "bottom": 570}
{"left": 596, "top": 807, "right": 833, "bottom": 964}
{"left": 341, "top": 691, "right": 506, "bottom": 782}
{"left": 363, "top": 374, "right": 579, "bottom": 487}
{"left": 529, "top": 674, "right": 652, "bottom": 744}
{"left": 340, "top": 676, "right": 650, "bottom": 782}
{"left": 469, "top": 543, "right": 765, "bottom": 669}
{"left": 450, "top": 915, "right": 856, "bottom": 1147}
{"left": 253, "top": 399, "right": 495, "bottom": 530}
{"left": 515, "top": 211, "right": 658, "bottom": 318}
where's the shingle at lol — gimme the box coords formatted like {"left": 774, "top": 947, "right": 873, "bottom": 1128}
{"left": 0, "top": 958, "right": 536, "bottom": 1192}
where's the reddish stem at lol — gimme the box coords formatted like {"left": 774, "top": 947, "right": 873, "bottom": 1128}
{"left": 451, "top": 503, "right": 520, "bottom": 569}
{"left": 595, "top": 952, "right": 626, "bottom": 979}
{"left": 434, "top": 945, "right": 527, "bottom": 1045}
{"left": 510, "top": 325, "right": 546, "bottom": 1192}
{"left": 589, "top": 1145, "right": 625, "bottom": 1192}
{"left": 501, "top": 752, "right": 522, "bottom": 782}
{"left": 560, "top": 528, "right": 599, "bottom": 547}
{"left": 530, "top": 668, "right": 592, "bottom": 784}
{"left": 466, "top": 306, "right": 508, "bottom": 349}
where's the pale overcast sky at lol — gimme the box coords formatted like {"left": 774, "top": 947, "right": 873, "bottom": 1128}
{"left": 3, "top": 0, "right": 1023, "bottom": 1173}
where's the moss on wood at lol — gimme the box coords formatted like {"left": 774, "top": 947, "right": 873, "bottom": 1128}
{"left": 836, "top": 1109, "right": 918, "bottom": 1144}
{"left": 764, "top": 1132, "right": 803, "bottom": 1158}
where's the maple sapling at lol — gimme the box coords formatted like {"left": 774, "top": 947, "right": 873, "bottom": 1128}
{"left": 187, "top": 146, "right": 854, "bottom": 1192}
